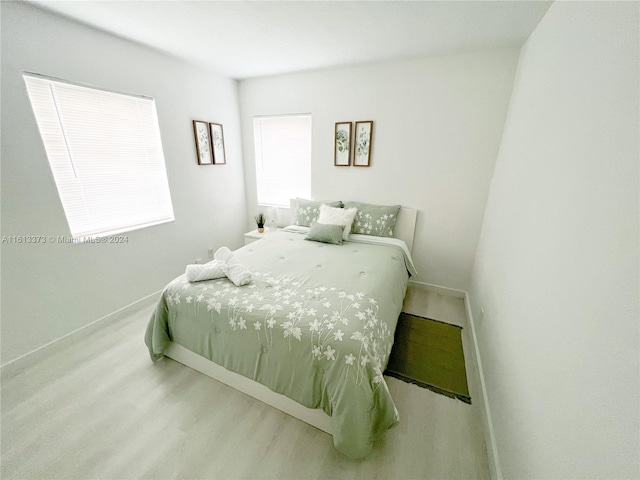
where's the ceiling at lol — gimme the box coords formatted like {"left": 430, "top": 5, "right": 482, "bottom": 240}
{"left": 27, "top": 1, "right": 552, "bottom": 80}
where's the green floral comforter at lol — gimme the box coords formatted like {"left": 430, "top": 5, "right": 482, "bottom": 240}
{"left": 145, "top": 230, "right": 415, "bottom": 458}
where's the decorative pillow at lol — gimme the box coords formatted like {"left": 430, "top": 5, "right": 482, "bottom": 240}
{"left": 317, "top": 204, "right": 358, "bottom": 240}
{"left": 293, "top": 198, "right": 343, "bottom": 227}
{"left": 305, "top": 223, "right": 344, "bottom": 245}
{"left": 343, "top": 202, "right": 401, "bottom": 237}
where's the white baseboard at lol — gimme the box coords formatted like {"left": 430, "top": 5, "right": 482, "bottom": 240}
{"left": 408, "top": 279, "right": 466, "bottom": 298}
{"left": 0, "top": 289, "right": 161, "bottom": 379}
{"left": 463, "top": 292, "right": 502, "bottom": 480}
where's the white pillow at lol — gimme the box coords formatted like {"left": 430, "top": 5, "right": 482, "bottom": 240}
{"left": 317, "top": 204, "right": 358, "bottom": 240}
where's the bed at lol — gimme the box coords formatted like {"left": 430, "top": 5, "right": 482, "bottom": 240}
{"left": 145, "top": 206, "right": 417, "bottom": 458}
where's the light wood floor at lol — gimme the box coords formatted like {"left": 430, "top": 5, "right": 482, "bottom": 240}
{"left": 1, "top": 285, "right": 490, "bottom": 479}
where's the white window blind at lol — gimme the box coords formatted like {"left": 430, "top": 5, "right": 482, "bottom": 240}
{"left": 253, "top": 114, "right": 311, "bottom": 207}
{"left": 23, "top": 72, "right": 174, "bottom": 239}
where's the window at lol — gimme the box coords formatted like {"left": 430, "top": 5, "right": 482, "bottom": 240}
{"left": 23, "top": 72, "right": 174, "bottom": 239}
{"left": 253, "top": 114, "right": 311, "bottom": 207}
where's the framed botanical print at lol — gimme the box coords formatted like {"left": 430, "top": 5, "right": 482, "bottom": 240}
{"left": 353, "top": 121, "right": 373, "bottom": 167}
{"left": 192, "top": 120, "right": 213, "bottom": 165}
{"left": 209, "top": 122, "right": 226, "bottom": 165}
{"left": 334, "top": 122, "right": 352, "bottom": 166}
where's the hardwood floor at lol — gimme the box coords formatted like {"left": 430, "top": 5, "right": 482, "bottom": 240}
{"left": 1, "top": 286, "right": 490, "bottom": 479}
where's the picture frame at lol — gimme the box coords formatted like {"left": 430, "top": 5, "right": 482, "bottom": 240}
{"left": 353, "top": 121, "right": 373, "bottom": 167}
{"left": 209, "top": 122, "right": 226, "bottom": 165}
{"left": 334, "top": 122, "right": 352, "bottom": 166}
{"left": 192, "top": 120, "right": 213, "bottom": 165}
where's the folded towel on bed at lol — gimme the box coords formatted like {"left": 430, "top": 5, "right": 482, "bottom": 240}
{"left": 214, "top": 246, "right": 252, "bottom": 286}
{"left": 185, "top": 261, "right": 226, "bottom": 282}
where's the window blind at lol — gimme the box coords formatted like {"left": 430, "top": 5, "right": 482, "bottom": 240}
{"left": 253, "top": 114, "right": 311, "bottom": 207}
{"left": 23, "top": 72, "right": 175, "bottom": 239}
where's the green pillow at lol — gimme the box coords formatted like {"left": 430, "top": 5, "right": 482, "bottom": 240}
{"left": 304, "top": 223, "right": 344, "bottom": 245}
{"left": 293, "top": 198, "right": 343, "bottom": 227}
{"left": 343, "top": 202, "right": 401, "bottom": 237}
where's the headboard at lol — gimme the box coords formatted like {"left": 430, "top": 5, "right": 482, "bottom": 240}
{"left": 394, "top": 207, "right": 417, "bottom": 253}
{"left": 279, "top": 200, "right": 417, "bottom": 253}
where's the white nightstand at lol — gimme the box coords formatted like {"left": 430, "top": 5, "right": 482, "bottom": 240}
{"left": 244, "top": 228, "right": 282, "bottom": 245}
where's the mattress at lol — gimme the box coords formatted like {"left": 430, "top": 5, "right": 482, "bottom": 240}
{"left": 145, "top": 229, "right": 416, "bottom": 458}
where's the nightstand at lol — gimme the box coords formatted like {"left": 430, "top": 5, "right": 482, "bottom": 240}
{"left": 244, "top": 228, "right": 282, "bottom": 245}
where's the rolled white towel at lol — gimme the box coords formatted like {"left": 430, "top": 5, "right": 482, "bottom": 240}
{"left": 185, "top": 261, "right": 226, "bottom": 282}
{"left": 214, "top": 246, "right": 252, "bottom": 286}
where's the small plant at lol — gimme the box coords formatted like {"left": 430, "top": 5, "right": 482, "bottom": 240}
{"left": 254, "top": 212, "right": 266, "bottom": 229}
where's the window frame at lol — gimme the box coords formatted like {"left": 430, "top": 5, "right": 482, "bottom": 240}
{"left": 252, "top": 113, "right": 312, "bottom": 208}
{"left": 23, "top": 71, "right": 175, "bottom": 240}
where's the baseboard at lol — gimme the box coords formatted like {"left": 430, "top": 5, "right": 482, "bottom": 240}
{"left": 463, "top": 292, "right": 502, "bottom": 480}
{"left": 0, "top": 289, "right": 161, "bottom": 380}
{"left": 408, "top": 279, "right": 466, "bottom": 298}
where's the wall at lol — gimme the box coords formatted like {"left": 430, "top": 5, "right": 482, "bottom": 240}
{"left": 239, "top": 49, "right": 519, "bottom": 290}
{"left": 468, "top": 2, "right": 639, "bottom": 478}
{"left": 0, "top": 2, "right": 247, "bottom": 365}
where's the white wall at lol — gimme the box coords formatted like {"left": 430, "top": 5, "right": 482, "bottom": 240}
{"left": 0, "top": 2, "right": 247, "bottom": 365}
{"left": 469, "top": 2, "right": 639, "bottom": 478}
{"left": 239, "top": 50, "right": 519, "bottom": 290}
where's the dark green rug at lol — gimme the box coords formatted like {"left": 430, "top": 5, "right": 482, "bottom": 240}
{"left": 385, "top": 312, "right": 471, "bottom": 404}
